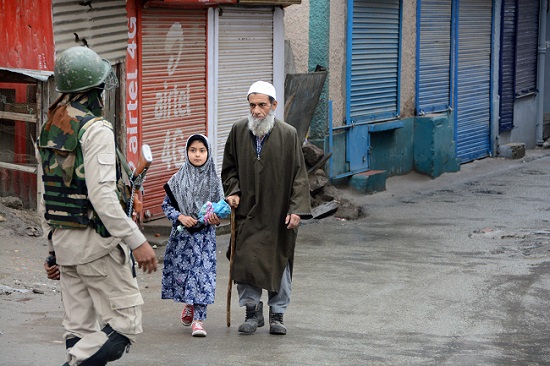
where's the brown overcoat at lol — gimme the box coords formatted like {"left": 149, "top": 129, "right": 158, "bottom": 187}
{"left": 222, "top": 117, "right": 312, "bottom": 292}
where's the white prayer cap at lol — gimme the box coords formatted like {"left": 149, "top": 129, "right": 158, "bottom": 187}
{"left": 247, "top": 81, "right": 277, "bottom": 100}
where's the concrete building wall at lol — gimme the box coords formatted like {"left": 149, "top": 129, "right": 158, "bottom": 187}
{"left": 542, "top": 2, "right": 550, "bottom": 140}
{"left": 329, "top": 0, "right": 346, "bottom": 127}
{"left": 284, "top": 1, "right": 309, "bottom": 74}
{"left": 400, "top": 0, "right": 417, "bottom": 119}
{"left": 285, "top": 0, "right": 347, "bottom": 130}
{"left": 500, "top": 95, "right": 539, "bottom": 149}
{"left": 286, "top": 0, "right": 417, "bottom": 126}
{"left": 544, "top": 7, "right": 550, "bottom": 122}
{"left": 307, "top": 0, "right": 330, "bottom": 143}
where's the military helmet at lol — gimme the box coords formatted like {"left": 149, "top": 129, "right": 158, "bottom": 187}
{"left": 54, "top": 46, "right": 117, "bottom": 93}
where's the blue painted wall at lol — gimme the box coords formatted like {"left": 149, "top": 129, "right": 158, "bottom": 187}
{"left": 413, "top": 114, "right": 460, "bottom": 178}
{"left": 308, "top": 0, "right": 330, "bottom": 144}
{"left": 369, "top": 118, "right": 415, "bottom": 176}
{"left": 326, "top": 131, "right": 349, "bottom": 186}
{"left": 328, "top": 115, "right": 460, "bottom": 182}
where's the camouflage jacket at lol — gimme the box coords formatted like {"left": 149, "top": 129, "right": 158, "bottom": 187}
{"left": 38, "top": 94, "right": 110, "bottom": 235}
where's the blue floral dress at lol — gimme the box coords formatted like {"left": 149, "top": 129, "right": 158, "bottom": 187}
{"left": 161, "top": 196, "right": 217, "bottom": 305}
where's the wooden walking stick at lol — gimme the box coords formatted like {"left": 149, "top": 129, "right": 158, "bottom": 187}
{"left": 226, "top": 208, "right": 236, "bottom": 327}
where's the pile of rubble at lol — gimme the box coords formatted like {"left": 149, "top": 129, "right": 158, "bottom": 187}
{"left": 302, "top": 142, "right": 365, "bottom": 221}
{"left": 0, "top": 197, "right": 43, "bottom": 237}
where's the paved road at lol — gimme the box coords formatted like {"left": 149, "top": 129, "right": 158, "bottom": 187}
{"left": 1, "top": 149, "right": 550, "bottom": 365}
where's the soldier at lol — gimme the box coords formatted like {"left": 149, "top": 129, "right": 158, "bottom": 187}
{"left": 38, "top": 46, "right": 158, "bottom": 365}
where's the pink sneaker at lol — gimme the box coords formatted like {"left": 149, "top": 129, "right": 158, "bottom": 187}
{"left": 181, "top": 305, "right": 193, "bottom": 326}
{"left": 191, "top": 321, "right": 207, "bottom": 337}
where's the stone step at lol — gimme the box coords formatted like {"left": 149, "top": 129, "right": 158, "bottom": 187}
{"left": 349, "top": 169, "right": 388, "bottom": 194}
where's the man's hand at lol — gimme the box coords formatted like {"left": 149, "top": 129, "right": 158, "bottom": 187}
{"left": 285, "top": 213, "right": 300, "bottom": 229}
{"left": 227, "top": 195, "right": 240, "bottom": 209}
{"left": 132, "top": 242, "right": 158, "bottom": 274}
{"left": 44, "top": 261, "right": 60, "bottom": 281}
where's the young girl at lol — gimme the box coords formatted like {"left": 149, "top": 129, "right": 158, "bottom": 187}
{"left": 161, "top": 134, "right": 224, "bottom": 337}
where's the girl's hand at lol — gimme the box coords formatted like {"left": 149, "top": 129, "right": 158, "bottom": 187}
{"left": 178, "top": 214, "right": 198, "bottom": 228}
{"left": 207, "top": 213, "right": 220, "bottom": 226}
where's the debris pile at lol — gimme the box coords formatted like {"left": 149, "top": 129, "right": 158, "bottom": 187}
{"left": 0, "top": 197, "right": 42, "bottom": 237}
{"left": 302, "top": 142, "right": 364, "bottom": 220}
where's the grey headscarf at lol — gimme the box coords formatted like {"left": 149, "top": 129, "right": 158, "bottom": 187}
{"left": 164, "top": 134, "right": 224, "bottom": 218}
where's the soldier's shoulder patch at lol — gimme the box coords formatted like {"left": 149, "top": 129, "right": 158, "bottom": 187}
{"left": 101, "top": 119, "right": 113, "bottom": 130}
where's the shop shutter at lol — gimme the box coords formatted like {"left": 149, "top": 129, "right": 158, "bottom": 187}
{"left": 499, "top": 0, "right": 517, "bottom": 132}
{"left": 347, "top": 0, "right": 401, "bottom": 124}
{"left": 515, "top": 0, "right": 539, "bottom": 96}
{"left": 141, "top": 8, "right": 208, "bottom": 219}
{"left": 52, "top": 0, "right": 128, "bottom": 63}
{"left": 214, "top": 7, "right": 275, "bottom": 173}
{"left": 416, "top": 0, "right": 452, "bottom": 115}
{"left": 455, "top": 0, "right": 492, "bottom": 162}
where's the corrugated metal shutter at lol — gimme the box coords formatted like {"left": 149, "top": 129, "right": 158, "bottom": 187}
{"left": 215, "top": 7, "right": 274, "bottom": 172}
{"left": 348, "top": 0, "right": 400, "bottom": 123}
{"left": 499, "top": 0, "right": 517, "bottom": 132}
{"left": 455, "top": 0, "right": 492, "bottom": 162}
{"left": 417, "top": 0, "right": 452, "bottom": 115}
{"left": 52, "top": 0, "right": 127, "bottom": 63}
{"left": 141, "top": 8, "right": 208, "bottom": 219}
{"left": 515, "top": 0, "right": 539, "bottom": 96}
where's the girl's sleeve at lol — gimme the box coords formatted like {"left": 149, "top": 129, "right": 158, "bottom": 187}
{"left": 162, "top": 195, "right": 181, "bottom": 225}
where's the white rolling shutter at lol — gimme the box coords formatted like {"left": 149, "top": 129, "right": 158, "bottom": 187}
{"left": 215, "top": 7, "right": 275, "bottom": 173}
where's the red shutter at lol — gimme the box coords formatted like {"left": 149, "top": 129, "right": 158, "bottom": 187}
{"left": 140, "top": 8, "right": 208, "bottom": 220}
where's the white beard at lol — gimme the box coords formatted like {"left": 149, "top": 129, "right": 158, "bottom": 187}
{"left": 248, "top": 111, "right": 275, "bottom": 137}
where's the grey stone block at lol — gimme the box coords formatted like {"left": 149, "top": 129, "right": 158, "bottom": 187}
{"left": 498, "top": 143, "right": 525, "bottom": 159}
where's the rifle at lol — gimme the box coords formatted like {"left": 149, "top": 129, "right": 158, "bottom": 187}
{"left": 116, "top": 145, "right": 153, "bottom": 278}
{"left": 126, "top": 144, "right": 153, "bottom": 219}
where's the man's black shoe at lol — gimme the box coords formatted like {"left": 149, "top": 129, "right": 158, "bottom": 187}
{"left": 238, "top": 301, "right": 264, "bottom": 334}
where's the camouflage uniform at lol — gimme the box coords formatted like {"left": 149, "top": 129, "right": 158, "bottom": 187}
{"left": 38, "top": 91, "right": 147, "bottom": 365}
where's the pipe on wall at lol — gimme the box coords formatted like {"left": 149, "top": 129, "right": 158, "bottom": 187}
{"left": 536, "top": 0, "right": 548, "bottom": 145}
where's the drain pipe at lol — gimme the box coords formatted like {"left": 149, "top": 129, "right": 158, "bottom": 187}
{"left": 536, "top": 0, "right": 548, "bottom": 145}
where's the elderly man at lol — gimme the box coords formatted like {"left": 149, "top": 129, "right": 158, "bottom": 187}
{"left": 222, "top": 81, "right": 312, "bottom": 335}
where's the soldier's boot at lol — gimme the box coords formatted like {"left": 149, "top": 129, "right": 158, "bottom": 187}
{"left": 238, "top": 301, "right": 264, "bottom": 334}
{"left": 79, "top": 325, "right": 131, "bottom": 366}
{"left": 65, "top": 337, "right": 81, "bottom": 350}
{"left": 269, "top": 309, "right": 287, "bottom": 335}
{"left": 62, "top": 337, "right": 81, "bottom": 366}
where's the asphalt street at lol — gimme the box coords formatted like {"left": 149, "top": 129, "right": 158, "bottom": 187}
{"left": 1, "top": 148, "right": 550, "bottom": 365}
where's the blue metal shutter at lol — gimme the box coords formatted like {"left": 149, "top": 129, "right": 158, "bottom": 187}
{"left": 416, "top": 0, "right": 452, "bottom": 115}
{"left": 348, "top": 0, "right": 401, "bottom": 124}
{"left": 499, "top": 0, "right": 517, "bottom": 132}
{"left": 455, "top": 0, "right": 492, "bottom": 163}
{"left": 515, "top": 0, "right": 539, "bottom": 96}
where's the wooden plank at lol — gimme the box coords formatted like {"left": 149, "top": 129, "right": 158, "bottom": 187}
{"left": 284, "top": 71, "right": 327, "bottom": 143}
{"left": 307, "top": 152, "right": 332, "bottom": 175}
{"left": 0, "top": 110, "right": 37, "bottom": 123}
{"left": 310, "top": 201, "right": 339, "bottom": 220}
{"left": 0, "top": 162, "right": 37, "bottom": 174}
